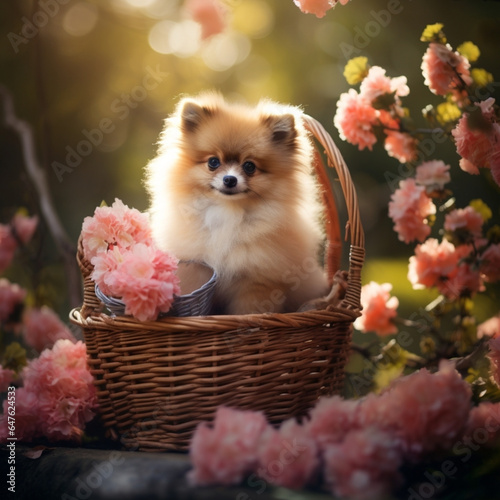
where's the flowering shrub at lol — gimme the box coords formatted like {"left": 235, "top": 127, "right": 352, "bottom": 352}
{"left": 0, "top": 212, "right": 96, "bottom": 444}
{"left": 81, "top": 198, "right": 181, "bottom": 321}
{"left": 0, "top": 340, "right": 97, "bottom": 442}
{"left": 189, "top": 362, "right": 500, "bottom": 499}
{"left": 344, "top": 24, "right": 499, "bottom": 368}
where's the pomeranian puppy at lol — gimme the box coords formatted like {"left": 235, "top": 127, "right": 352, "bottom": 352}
{"left": 145, "top": 92, "right": 329, "bottom": 315}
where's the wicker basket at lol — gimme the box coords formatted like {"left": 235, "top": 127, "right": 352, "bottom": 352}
{"left": 95, "top": 261, "right": 217, "bottom": 317}
{"left": 69, "top": 115, "right": 365, "bottom": 452}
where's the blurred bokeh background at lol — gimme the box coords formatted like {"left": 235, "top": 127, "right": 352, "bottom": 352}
{"left": 1, "top": 0, "right": 499, "bottom": 325}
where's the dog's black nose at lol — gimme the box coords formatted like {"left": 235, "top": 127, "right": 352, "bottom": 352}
{"left": 223, "top": 175, "right": 238, "bottom": 188}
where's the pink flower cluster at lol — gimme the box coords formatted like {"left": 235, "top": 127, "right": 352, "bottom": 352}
{"left": 414, "top": 159, "right": 451, "bottom": 192}
{"left": 185, "top": 0, "right": 227, "bottom": 40}
{"left": 189, "top": 362, "right": 481, "bottom": 499}
{"left": 408, "top": 237, "right": 487, "bottom": 300}
{"left": 81, "top": 198, "right": 180, "bottom": 321}
{"left": 293, "top": 0, "right": 350, "bottom": 18}
{"left": 0, "top": 367, "right": 15, "bottom": 393}
{"left": 357, "top": 361, "right": 471, "bottom": 461}
{"left": 0, "top": 214, "right": 38, "bottom": 273}
{"left": 354, "top": 281, "right": 399, "bottom": 336}
{"left": 421, "top": 42, "right": 472, "bottom": 101}
{"left": 81, "top": 198, "right": 153, "bottom": 262}
{"left": 477, "top": 314, "right": 500, "bottom": 339}
{"left": 389, "top": 177, "right": 436, "bottom": 244}
{"left": 0, "top": 278, "right": 76, "bottom": 351}
{"left": 23, "top": 306, "right": 77, "bottom": 353}
{"left": 334, "top": 66, "right": 416, "bottom": 162}
{"left": 93, "top": 244, "right": 180, "bottom": 321}
{"left": 388, "top": 157, "right": 498, "bottom": 300}
{"left": 444, "top": 206, "right": 484, "bottom": 238}
{"left": 0, "top": 340, "right": 97, "bottom": 442}
{"left": 0, "top": 278, "right": 26, "bottom": 323}
{"left": 481, "top": 244, "right": 500, "bottom": 283}
{"left": 451, "top": 97, "right": 500, "bottom": 187}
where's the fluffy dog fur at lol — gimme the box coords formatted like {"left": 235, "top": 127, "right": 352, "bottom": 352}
{"left": 145, "top": 92, "right": 328, "bottom": 315}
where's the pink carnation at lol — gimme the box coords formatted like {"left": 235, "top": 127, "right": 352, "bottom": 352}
{"left": 23, "top": 306, "right": 77, "bottom": 353}
{"left": 477, "top": 314, "right": 500, "bottom": 339}
{"left": 358, "top": 361, "right": 472, "bottom": 461}
{"left": 81, "top": 198, "right": 153, "bottom": 262}
{"left": 189, "top": 406, "right": 269, "bottom": 486}
{"left": 415, "top": 160, "right": 451, "bottom": 191}
{"left": 354, "top": 282, "right": 399, "bottom": 336}
{"left": 481, "top": 244, "right": 500, "bottom": 282}
{"left": 0, "top": 278, "right": 26, "bottom": 323}
{"left": 0, "top": 340, "right": 97, "bottom": 442}
{"left": 452, "top": 98, "right": 500, "bottom": 184}
{"left": 257, "top": 419, "right": 319, "bottom": 490}
{"left": 438, "top": 244, "right": 484, "bottom": 299}
{"left": 185, "top": 0, "right": 227, "bottom": 39}
{"left": 0, "top": 224, "right": 17, "bottom": 273}
{"left": 463, "top": 402, "right": 500, "bottom": 447}
{"left": 439, "top": 263, "right": 483, "bottom": 299}
{"left": 444, "top": 206, "right": 484, "bottom": 238}
{"left": 305, "top": 395, "right": 360, "bottom": 450}
{"left": 360, "top": 66, "right": 409, "bottom": 103}
{"left": 384, "top": 131, "right": 418, "bottom": 163}
{"left": 389, "top": 178, "right": 436, "bottom": 244}
{"left": 92, "top": 243, "right": 180, "bottom": 321}
{"left": 0, "top": 389, "right": 40, "bottom": 442}
{"left": 408, "top": 238, "right": 458, "bottom": 289}
{"left": 11, "top": 214, "right": 38, "bottom": 245}
{"left": 421, "top": 42, "right": 472, "bottom": 99}
{"left": 323, "top": 428, "right": 403, "bottom": 500}
{"left": 490, "top": 146, "right": 500, "bottom": 187}
{"left": 0, "top": 214, "right": 38, "bottom": 273}
{"left": 0, "top": 367, "right": 15, "bottom": 393}
{"left": 293, "top": 0, "right": 349, "bottom": 18}
{"left": 334, "top": 89, "right": 378, "bottom": 151}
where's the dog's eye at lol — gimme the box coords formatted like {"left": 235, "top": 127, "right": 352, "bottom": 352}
{"left": 208, "top": 157, "right": 220, "bottom": 170}
{"left": 242, "top": 161, "right": 256, "bottom": 175}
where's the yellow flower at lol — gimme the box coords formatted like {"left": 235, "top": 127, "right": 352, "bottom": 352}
{"left": 436, "top": 101, "right": 461, "bottom": 125}
{"left": 457, "top": 41, "right": 480, "bottom": 62}
{"left": 469, "top": 199, "right": 492, "bottom": 222}
{"left": 420, "top": 23, "right": 446, "bottom": 43}
{"left": 471, "top": 68, "right": 494, "bottom": 88}
{"left": 343, "top": 56, "right": 369, "bottom": 85}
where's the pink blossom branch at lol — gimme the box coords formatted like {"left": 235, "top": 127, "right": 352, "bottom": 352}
{"left": 0, "top": 84, "right": 82, "bottom": 309}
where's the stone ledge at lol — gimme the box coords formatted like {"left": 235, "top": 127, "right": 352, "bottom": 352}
{"left": 1, "top": 445, "right": 327, "bottom": 500}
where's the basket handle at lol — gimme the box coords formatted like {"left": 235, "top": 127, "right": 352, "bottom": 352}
{"left": 303, "top": 114, "right": 365, "bottom": 311}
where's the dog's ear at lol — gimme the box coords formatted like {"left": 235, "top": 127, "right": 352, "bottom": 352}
{"left": 264, "top": 114, "right": 297, "bottom": 145}
{"left": 180, "top": 100, "right": 213, "bottom": 133}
